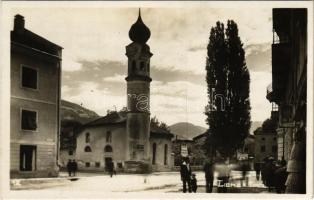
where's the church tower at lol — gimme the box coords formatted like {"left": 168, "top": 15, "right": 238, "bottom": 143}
{"left": 125, "top": 9, "right": 152, "bottom": 171}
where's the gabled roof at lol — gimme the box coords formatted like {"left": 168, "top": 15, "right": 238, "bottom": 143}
{"left": 150, "top": 126, "right": 174, "bottom": 139}
{"left": 78, "top": 111, "right": 174, "bottom": 139}
{"left": 82, "top": 111, "right": 127, "bottom": 128}
{"left": 173, "top": 134, "right": 193, "bottom": 142}
{"left": 193, "top": 131, "right": 208, "bottom": 141}
{"left": 11, "top": 15, "right": 62, "bottom": 57}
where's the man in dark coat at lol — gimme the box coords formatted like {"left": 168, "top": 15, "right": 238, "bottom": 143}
{"left": 180, "top": 157, "right": 192, "bottom": 193}
{"left": 262, "top": 158, "right": 276, "bottom": 191}
{"left": 274, "top": 160, "right": 288, "bottom": 193}
{"left": 203, "top": 159, "right": 214, "bottom": 193}
{"left": 72, "top": 159, "right": 78, "bottom": 176}
{"left": 66, "top": 159, "right": 72, "bottom": 177}
{"left": 108, "top": 161, "right": 114, "bottom": 177}
{"left": 254, "top": 162, "right": 261, "bottom": 181}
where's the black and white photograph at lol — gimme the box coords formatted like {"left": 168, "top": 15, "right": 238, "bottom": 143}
{"left": 0, "top": 1, "right": 313, "bottom": 199}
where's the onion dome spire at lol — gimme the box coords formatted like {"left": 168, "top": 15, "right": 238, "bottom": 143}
{"left": 128, "top": 8, "right": 151, "bottom": 44}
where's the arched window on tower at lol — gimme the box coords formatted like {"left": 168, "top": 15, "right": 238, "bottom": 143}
{"left": 140, "top": 61, "right": 145, "bottom": 71}
{"left": 104, "top": 145, "right": 113, "bottom": 153}
{"left": 84, "top": 146, "right": 92, "bottom": 152}
{"left": 132, "top": 60, "right": 136, "bottom": 71}
{"left": 164, "top": 144, "right": 168, "bottom": 165}
{"left": 152, "top": 143, "right": 157, "bottom": 165}
{"left": 85, "top": 132, "right": 90, "bottom": 143}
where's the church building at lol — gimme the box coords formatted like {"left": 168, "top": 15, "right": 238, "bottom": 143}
{"left": 75, "top": 10, "right": 174, "bottom": 173}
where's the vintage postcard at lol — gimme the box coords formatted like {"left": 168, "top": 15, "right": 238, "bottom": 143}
{"left": 0, "top": 1, "right": 313, "bottom": 199}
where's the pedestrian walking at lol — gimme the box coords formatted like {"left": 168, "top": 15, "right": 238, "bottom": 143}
{"left": 203, "top": 158, "right": 214, "bottom": 193}
{"left": 216, "top": 160, "right": 230, "bottom": 193}
{"left": 108, "top": 160, "right": 114, "bottom": 177}
{"left": 274, "top": 160, "right": 288, "bottom": 193}
{"left": 262, "top": 157, "right": 276, "bottom": 192}
{"left": 190, "top": 173, "right": 198, "bottom": 193}
{"left": 72, "top": 159, "right": 78, "bottom": 176}
{"left": 254, "top": 162, "right": 261, "bottom": 181}
{"left": 241, "top": 161, "right": 249, "bottom": 187}
{"left": 180, "top": 157, "right": 192, "bottom": 193}
{"left": 66, "top": 159, "right": 72, "bottom": 177}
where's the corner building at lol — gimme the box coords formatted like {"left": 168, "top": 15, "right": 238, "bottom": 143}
{"left": 10, "top": 15, "right": 62, "bottom": 178}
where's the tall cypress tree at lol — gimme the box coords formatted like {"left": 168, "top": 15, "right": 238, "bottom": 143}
{"left": 204, "top": 20, "right": 251, "bottom": 158}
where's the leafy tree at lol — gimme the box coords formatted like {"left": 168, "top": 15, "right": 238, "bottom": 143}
{"left": 150, "top": 116, "right": 170, "bottom": 132}
{"left": 204, "top": 20, "right": 251, "bottom": 158}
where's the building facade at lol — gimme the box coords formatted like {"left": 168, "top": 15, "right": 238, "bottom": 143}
{"left": 253, "top": 127, "right": 277, "bottom": 164}
{"left": 75, "top": 111, "right": 174, "bottom": 172}
{"left": 266, "top": 8, "right": 307, "bottom": 193}
{"left": 10, "top": 15, "right": 62, "bottom": 178}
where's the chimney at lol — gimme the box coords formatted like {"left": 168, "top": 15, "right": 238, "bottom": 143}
{"left": 14, "top": 14, "right": 25, "bottom": 31}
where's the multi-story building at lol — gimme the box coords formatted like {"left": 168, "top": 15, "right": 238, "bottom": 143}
{"left": 10, "top": 15, "right": 62, "bottom": 178}
{"left": 266, "top": 8, "right": 307, "bottom": 193}
{"left": 253, "top": 126, "right": 277, "bottom": 165}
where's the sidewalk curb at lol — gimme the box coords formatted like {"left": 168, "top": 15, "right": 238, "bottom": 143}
{"left": 11, "top": 177, "right": 73, "bottom": 190}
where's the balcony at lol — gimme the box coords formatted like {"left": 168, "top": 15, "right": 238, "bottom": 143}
{"left": 266, "top": 83, "right": 273, "bottom": 102}
{"left": 271, "top": 42, "right": 291, "bottom": 103}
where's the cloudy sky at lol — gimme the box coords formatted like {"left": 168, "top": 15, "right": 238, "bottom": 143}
{"left": 7, "top": 2, "right": 279, "bottom": 127}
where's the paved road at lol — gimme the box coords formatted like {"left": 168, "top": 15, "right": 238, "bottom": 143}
{"left": 11, "top": 170, "right": 267, "bottom": 193}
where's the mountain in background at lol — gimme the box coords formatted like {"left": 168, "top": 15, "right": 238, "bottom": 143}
{"left": 61, "top": 99, "right": 99, "bottom": 124}
{"left": 60, "top": 100, "right": 100, "bottom": 150}
{"left": 169, "top": 122, "right": 207, "bottom": 140}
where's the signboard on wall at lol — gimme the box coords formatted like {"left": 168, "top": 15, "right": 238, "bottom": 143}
{"left": 181, "top": 144, "right": 188, "bottom": 157}
{"left": 237, "top": 152, "right": 248, "bottom": 160}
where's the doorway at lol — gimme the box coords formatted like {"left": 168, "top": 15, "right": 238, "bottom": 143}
{"left": 20, "top": 145, "right": 36, "bottom": 171}
{"left": 104, "top": 157, "right": 112, "bottom": 172}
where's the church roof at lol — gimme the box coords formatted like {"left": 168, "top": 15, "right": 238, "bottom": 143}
{"left": 82, "top": 111, "right": 127, "bottom": 127}
{"left": 79, "top": 111, "right": 174, "bottom": 139}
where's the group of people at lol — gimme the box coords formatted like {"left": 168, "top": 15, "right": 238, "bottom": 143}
{"left": 180, "top": 157, "right": 229, "bottom": 193}
{"left": 180, "top": 156, "right": 288, "bottom": 193}
{"left": 258, "top": 158, "right": 288, "bottom": 193}
{"left": 180, "top": 157, "right": 198, "bottom": 193}
{"left": 66, "top": 159, "right": 78, "bottom": 177}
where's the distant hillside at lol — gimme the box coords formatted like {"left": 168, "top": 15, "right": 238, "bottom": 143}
{"left": 60, "top": 100, "right": 100, "bottom": 150}
{"left": 250, "top": 121, "right": 263, "bottom": 135}
{"left": 169, "top": 122, "right": 207, "bottom": 140}
{"left": 61, "top": 99, "right": 99, "bottom": 124}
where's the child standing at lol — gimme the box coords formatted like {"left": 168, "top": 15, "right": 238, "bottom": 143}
{"left": 191, "top": 173, "right": 198, "bottom": 193}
